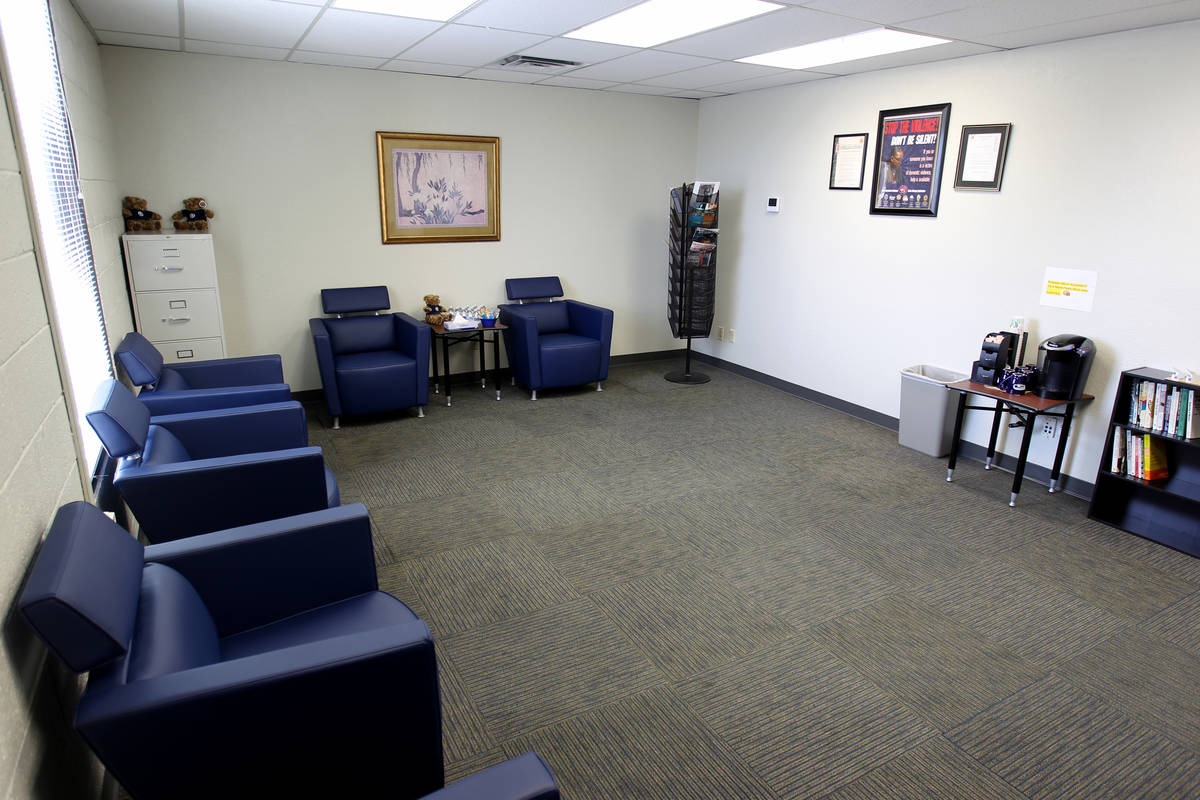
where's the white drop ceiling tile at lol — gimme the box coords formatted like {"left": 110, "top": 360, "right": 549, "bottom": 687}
{"left": 271, "top": 0, "right": 325, "bottom": 5}
{"left": 454, "top": 0, "right": 643, "bottom": 35}
{"left": 640, "top": 60, "right": 784, "bottom": 89}
{"left": 397, "top": 24, "right": 549, "bottom": 66}
{"left": 288, "top": 51, "right": 390, "bottom": 68}
{"left": 568, "top": 50, "right": 716, "bottom": 82}
{"left": 380, "top": 59, "right": 474, "bottom": 77}
{"left": 703, "top": 69, "right": 829, "bottom": 93}
{"left": 460, "top": 67, "right": 547, "bottom": 84}
{"left": 301, "top": 9, "right": 440, "bottom": 57}
{"left": 516, "top": 37, "right": 639, "bottom": 65}
{"left": 797, "top": 0, "right": 991, "bottom": 26}
{"left": 903, "top": 0, "right": 1171, "bottom": 40}
{"left": 94, "top": 30, "right": 181, "bottom": 50}
{"left": 184, "top": 0, "right": 320, "bottom": 48}
{"left": 981, "top": 1, "right": 1200, "bottom": 48}
{"left": 816, "top": 39, "right": 999, "bottom": 75}
{"left": 610, "top": 84, "right": 700, "bottom": 97}
{"left": 185, "top": 40, "right": 290, "bottom": 60}
{"left": 663, "top": 7, "right": 870, "bottom": 60}
{"left": 534, "top": 75, "right": 623, "bottom": 89}
{"left": 73, "top": 0, "right": 179, "bottom": 37}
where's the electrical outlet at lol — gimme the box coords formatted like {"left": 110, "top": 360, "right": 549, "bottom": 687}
{"left": 1041, "top": 418, "right": 1058, "bottom": 439}
{"left": 716, "top": 326, "right": 724, "bottom": 341}
{"left": 728, "top": 328, "right": 736, "bottom": 343}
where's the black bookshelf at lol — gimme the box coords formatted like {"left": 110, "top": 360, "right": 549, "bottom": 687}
{"left": 666, "top": 182, "right": 717, "bottom": 384}
{"left": 1089, "top": 366, "right": 1200, "bottom": 557}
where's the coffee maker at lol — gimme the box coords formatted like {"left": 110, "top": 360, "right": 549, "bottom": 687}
{"left": 1035, "top": 334, "right": 1096, "bottom": 399}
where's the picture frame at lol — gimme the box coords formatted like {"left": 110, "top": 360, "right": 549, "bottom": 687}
{"left": 868, "top": 102, "right": 951, "bottom": 216}
{"left": 954, "top": 123, "right": 1012, "bottom": 191}
{"left": 829, "top": 133, "right": 868, "bottom": 190}
{"left": 376, "top": 131, "right": 500, "bottom": 244}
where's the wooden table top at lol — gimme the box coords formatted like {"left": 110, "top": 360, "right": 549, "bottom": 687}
{"left": 430, "top": 321, "right": 507, "bottom": 334}
{"left": 946, "top": 379, "right": 1093, "bottom": 411}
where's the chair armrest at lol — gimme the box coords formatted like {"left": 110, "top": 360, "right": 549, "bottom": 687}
{"left": 498, "top": 305, "right": 542, "bottom": 389}
{"left": 137, "top": 384, "right": 292, "bottom": 416}
{"left": 565, "top": 300, "right": 613, "bottom": 342}
{"left": 150, "top": 402, "right": 308, "bottom": 457}
{"left": 423, "top": 753, "right": 559, "bottom": 800}
{"left": 116, "top": 447, "right": 330, "bottom": 542}
{"left": 309, "top": 317, "right": 341, "bottom": 417}
{"left": 169, "top": 354, "right": 285, "bottom": 387}
{"left": 145, "top": 504, "right": 377, "bottom": 636}
{"left": 76, "top": 623, "right": 443, "bottom": 799}
{"left": 393, "top": 312, "right": 431, "bottom": 359}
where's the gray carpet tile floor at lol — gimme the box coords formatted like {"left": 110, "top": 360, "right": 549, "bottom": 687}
{"left": 304, "top": 358, "right": 1200, "bottom": 800}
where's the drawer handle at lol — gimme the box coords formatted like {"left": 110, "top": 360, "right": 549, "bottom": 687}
{"left": 155, "top": 265, "right": 184, "bottom": 272}
{"left": 161, "top": 316, "right": 192, "bottom": 323}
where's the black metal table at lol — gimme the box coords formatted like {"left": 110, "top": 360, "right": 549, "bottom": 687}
{"left": 429, "top": 321, "right": 506, "bottom": 407}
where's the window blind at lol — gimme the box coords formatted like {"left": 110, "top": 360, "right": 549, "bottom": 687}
{"left": 0, "top": 1, "right": 113, "bottom": 472}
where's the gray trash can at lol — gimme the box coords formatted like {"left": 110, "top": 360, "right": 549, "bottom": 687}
{"left": 899, "top": 364, "right": 968, "bottom": 457}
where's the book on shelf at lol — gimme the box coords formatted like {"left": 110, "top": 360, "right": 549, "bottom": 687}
{"left": 1111, "top": 426, "right": 1124, "bottom": 474}
{"left": 1152, "top": 382, "right": 1167, "bottom": 431}
{"left": 1143, "top": 435, "right": 1169, "bottom": 481}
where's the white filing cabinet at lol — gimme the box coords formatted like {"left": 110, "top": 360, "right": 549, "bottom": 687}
{"left": 121, "top": 232, "right": 225, "bottom": 363}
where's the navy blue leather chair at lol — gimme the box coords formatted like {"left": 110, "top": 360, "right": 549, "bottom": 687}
{"left": 498, "top": 277, "right": 613, "bottom": 400}
{"left": 309, "top": 286, "right": 430, "bottom": 429}
{"left": 424, "top": 752, "right": 559, "bottom": 800}
{"left": 114, "top": 331, "right": 291, "bottom": 415}
{"left": 19, "top": 501, "right": 445, "bottom": 800}
{"left": 85, "top": 380, "right": 339, "bottom": 543}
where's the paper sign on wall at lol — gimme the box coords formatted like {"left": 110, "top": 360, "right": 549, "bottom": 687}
{"left": 1040, "top": 267, "right": 1097, "bottom": 312}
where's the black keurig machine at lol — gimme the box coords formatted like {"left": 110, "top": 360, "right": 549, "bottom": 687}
{"left": 1036, "top": 334, "right": 1096, "bottom": 399}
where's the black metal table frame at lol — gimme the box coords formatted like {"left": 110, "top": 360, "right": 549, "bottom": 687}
{"left": 945, "top": 381, "right": 1091, "bottom": 506}
{"left": 430, "top": 324, "right": 503, "bottom": 407}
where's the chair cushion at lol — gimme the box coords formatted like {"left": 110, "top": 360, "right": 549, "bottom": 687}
{"left": 522, "top": 302, "right": 570, "bottom": 334}
{"left": 540, "top": 333, "right": 602, "bottom": 388}
{"left": 334, "top": 350, "right": 417, "bottom": 415}
{"left": 19, "top": 502, "right": 145, "bottom": 674}
{"left": 325, "top": 467, "right": 340, "bottom": 508}
{"left": 126, "top": 563, "right": 220, "bottom": 682}
{"left": 86, "top": 380, "right": 151, "bottom": 459}
{"left": 114, "top": 331, "right": 164, "bottom": 387}
{"left": 325, "top": 315, "right": 396, "bottom": 355}
{"left": 219, "top": 592, "right": 418, "bottom": 662}
{"left": 141, "top": 425, "right": 192, "bottom": 467}
{"left": 153, "top": 367, "right": 190, "bottom": 392}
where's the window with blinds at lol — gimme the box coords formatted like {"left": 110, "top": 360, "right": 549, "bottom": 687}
{"left": 0, "top": 1, "right": 113, "bottom": 474}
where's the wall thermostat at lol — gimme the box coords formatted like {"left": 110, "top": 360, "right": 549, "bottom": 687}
{"left": 766, "top": 196, "right": 781, "bottom": 214}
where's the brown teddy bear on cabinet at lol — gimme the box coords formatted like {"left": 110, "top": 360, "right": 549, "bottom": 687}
{"left": 423, "top": 295, "right": 452, "bottom": 326}
{"left": 122, "top": 196, "right": 162, "bottom": 232}
{"left": 172, "top": 197, "right": 215, "bottom": 231}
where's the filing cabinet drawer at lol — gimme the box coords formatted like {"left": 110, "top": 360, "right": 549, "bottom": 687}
{"left": 135, "top": 289, "right": 222, "bottom": 341}
{"left": 126, "top": 237, "right": 217, "bottom": 290}
{"left": 153, "top": 337, "right": 226, "bottom": 364}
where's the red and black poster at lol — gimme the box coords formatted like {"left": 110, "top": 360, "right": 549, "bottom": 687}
{"left": 869, "top": 103, "right": 951, "bottom": 217}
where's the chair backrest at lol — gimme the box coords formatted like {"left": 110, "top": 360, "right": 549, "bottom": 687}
{"left": 86, "top": 380, "right": 151, "bottom": 459}
{"left": 321, "top": 286, "right": 390, "bottom": 315}
{"left": 19, "top": 502, "right": 144, "bottom": 674}
{"left": 114, "top": 331, "right": 164, "bottom": 387}
{"left": 324, "top": 316, "right": 398, "bottom": 355}
{"left": 505, "top": 276, "right": 563, "bottom": 303}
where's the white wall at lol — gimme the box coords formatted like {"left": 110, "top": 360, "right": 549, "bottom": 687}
{"left": 0, "top": 0, "right": 128, "bottom": 795}
{"left": 695, "top": 20, "right": 1200, "bottom": 487}
{"left": 99, "top": 48, "right": 699, "bottom": 391}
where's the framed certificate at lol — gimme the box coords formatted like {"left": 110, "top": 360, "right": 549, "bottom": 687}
{"left": 954, "top": 123, "right": 1012, "bottom": 191}
{"left": 829, "top": 133, "right": 868, "bottom": 190}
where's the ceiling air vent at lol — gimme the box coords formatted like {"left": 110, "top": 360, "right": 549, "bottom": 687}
{"left": 494, "top": 55, "right": 582, "bottom": 73}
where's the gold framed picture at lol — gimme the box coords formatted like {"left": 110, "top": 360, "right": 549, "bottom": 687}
{"left": 376, "top": 131, "right": 500, "bottom": 244}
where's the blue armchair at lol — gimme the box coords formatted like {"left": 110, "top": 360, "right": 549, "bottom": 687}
{"left": 114, "top": 331, "right": 291, "bottom": 415}
{"left": 19, "top": 501, "right": 446, "bottom": 800}
{"left": 85, "top": 380, "right": 339, "bottom": 543}
{"left": 498, "top": 277, "right": 613, "bottom": 400}
{"left": 309, "top": 286, "right": 430, "bottom": 429}
{"left": 424, "top": 753, "right": 559, "bottom": 800}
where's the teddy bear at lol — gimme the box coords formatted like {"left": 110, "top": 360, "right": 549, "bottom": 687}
{"left": 122, "top": 196, "right": 162, "bottom": 232}
{"left": 172, "top": 197, "right": 215, "bottom": 231}
{"left": 423, "top": 295, "right": 452, "bottom": 326}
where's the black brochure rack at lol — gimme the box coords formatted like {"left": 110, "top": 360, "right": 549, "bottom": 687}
{"left": 666, "top": 182, "right": 717, "bottom": 384}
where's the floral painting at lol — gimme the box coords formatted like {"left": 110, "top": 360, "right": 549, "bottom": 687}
{"left": 376, "top": 132, "right": 499, "bottom": 243}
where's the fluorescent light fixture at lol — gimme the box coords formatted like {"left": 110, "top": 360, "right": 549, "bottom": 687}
{"left": 331, "top": 0, "right": 475, "bottom": 21}
{"left": 564, "top": 0, "right": 782, "bottom": 48}
{"left": 738, "top": 27, "right": 950, "bottom": 70}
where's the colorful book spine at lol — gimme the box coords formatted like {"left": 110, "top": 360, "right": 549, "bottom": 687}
{"left": 1144, "top": 435, "right": 1169, "bottom": 481}
{"left": 1152, "top": 383, "right": 1167, "bottom": 431}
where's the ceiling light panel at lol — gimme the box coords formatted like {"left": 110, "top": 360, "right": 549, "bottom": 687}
{"left": 739, "top": 27, "right": 949, "bottom": 70}
{"left": 565, "top": 0, "right": 784, "bottom": 48}
{"left": 332, "top": 0, "right": 476, "bottom": 21}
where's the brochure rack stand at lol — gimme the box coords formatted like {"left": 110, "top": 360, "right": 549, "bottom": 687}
{"left": 666, "top": 181, "right": 718, "bottom": 384}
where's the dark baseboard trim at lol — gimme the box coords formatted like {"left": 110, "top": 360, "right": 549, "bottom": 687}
{"left": 690, "top": 351, "right": 1095, "bottom": 502}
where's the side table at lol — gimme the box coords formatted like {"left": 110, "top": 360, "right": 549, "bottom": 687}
{"left": 429, "top": 322, "right": 506, "bottom": 407}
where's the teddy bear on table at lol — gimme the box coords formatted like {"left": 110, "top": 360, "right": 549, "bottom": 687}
{"left": 423, "top": 295, "right": 452, "bottom": 327}
{"left": 122, "top": 196, "right": 162, "bottom": 232}
{"left": 172, "top": 197, "right": 215, "bottom": 231}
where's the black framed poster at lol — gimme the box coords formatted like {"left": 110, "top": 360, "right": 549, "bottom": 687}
{"left": 869, "top": 102, "right": 951, "bottom": 216}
